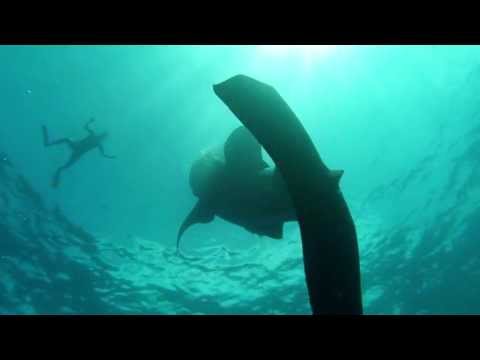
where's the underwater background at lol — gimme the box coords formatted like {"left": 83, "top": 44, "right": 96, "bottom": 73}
{"left": 0, "top": 45, "right": 479, "bottom": 314}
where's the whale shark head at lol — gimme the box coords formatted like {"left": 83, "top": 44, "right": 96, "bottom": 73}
{"left": 177, "top": 126, "right": 272, "bottom": 253}
{"left": 189, "top": 149, "right": 225, "bottom": 198}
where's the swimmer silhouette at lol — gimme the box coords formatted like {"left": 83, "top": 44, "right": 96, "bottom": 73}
{"left": 42, "top": 118, "right": 116, "bottom": 188}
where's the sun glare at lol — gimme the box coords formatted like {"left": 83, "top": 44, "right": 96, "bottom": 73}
{"left": 259, "top": 45, "right": 334, "bottom": 56}
{"left": 256, "top": 45, "right": 336, "bottom": 69}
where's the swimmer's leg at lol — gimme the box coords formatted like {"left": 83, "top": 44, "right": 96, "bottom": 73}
{"left": 42, "top": 126, "right": 74, "bottom": 148}
{"left": 51, "top": 155, "right": 79, "bottom": 188}
{"left": 84, "top": 118, "right": 95, "bottom": 135}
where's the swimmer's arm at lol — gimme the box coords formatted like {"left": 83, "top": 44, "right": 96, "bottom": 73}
{"left": 98, "top": 145, "right": 116, "bottom": 159}
{"left": 84, "top": 118, "right": 95, "bottom": 135}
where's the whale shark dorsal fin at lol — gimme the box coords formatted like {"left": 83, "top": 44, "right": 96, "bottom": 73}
{"left": 330, "top": 169, "right": 344, "bottom": 186}
{"left": 177, "top": 201, "right": 215, "bottom": 253}
{"left": 224, "top": 126, "right": 268, "bottom": 173}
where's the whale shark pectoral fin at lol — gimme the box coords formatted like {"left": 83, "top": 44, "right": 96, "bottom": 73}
{"left": 224, "top": 126, "right": 268, "bottom": 173}
{"left": 177, "top": 201, "right": 215, "bottom": 253}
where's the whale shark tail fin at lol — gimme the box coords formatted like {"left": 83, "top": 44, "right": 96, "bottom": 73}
{"left": 213, "top": 74, "right": 362, "bottom": 315}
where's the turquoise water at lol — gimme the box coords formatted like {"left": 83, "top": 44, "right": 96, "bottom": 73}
{"left": 1, "top": 45, "right": 480, "bottom": 314}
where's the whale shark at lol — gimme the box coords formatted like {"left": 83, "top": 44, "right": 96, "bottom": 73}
{"left": 177, "top": 126, "right": 301, "bottom": 250}
{"left": 212, "top": 75, "right": 363, "bottom": 315}
{"left": 178, "top": 74, "right": 363, "bottom": 315}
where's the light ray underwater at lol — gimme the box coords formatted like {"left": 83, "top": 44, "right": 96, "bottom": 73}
{"left": 1, "top": 45, "right": 480, "bottom": 314}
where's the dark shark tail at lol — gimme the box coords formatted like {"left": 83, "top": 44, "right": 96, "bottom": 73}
{"left": 213, "top": 75, "right": 363, "bottom": 315}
